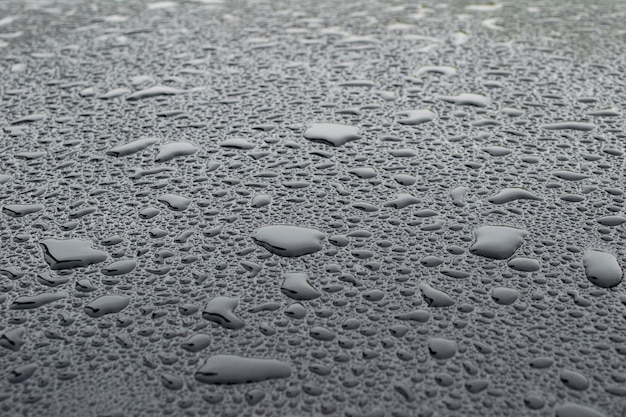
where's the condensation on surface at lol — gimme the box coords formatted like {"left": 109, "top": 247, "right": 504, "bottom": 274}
{"left": 1, "top": 0, "right": 626, "bottom": 416}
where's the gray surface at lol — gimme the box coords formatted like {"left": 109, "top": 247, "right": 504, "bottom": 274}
{"left": 1, "top": 0, "right": 626, "bottom": 416}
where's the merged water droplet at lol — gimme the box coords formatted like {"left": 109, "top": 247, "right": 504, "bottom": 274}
{"left": 303, "top": 123, "right": 361, "bottom": 147}
{"left": 2, "top": 204, "right": 44, "bottom": 217}
{"left": 101, "top": 259, "right": 136, "bottom": 276}
{"left": 419, "top": 283, "right": 455, "bottom": 307}
{"left": 554, "top": 403, "right": 607, "bottom": 417}
{"left": 437, "top": 93, "right": 491, "bottom": 107}
{"left": 40, "top": 239, "right": 107, "bottom": 270}
{"left": 396, "top": 109, "right": 436, "bottom": 125}
{"left": 11, "top": 293, "right": 66, "bottom": 310}
{"left": 202, "top": 296, "right": 245, "bottom": 330}
{"left": 383, "top": 194, "right": 420, "bottom": 209}
{"left": 0, "top": 327, "right": 25, "bottom": 351}
{"left": 470, "top": 226, "right": 528, "bottom": 260}
{"left": 154, "top": 141, "right": 198, "bottom": 162}
{"left": 157, "top": 194, "right": 191, "bottom": 211}
{"left": 7, "top": 363, "right": 38, "bottom": 383}
{"left": 195, "top": 355, "right": 291, "bottom": 384}
{"left": 107, "top": 137, "right": 158, "bottom": 157}
{"left": 252, "top": 225, "right": 325, "bottom": 257}
{"left": 583, "top": 250, "right": 623, "bottom": 288}
{"left": 220, "top": 138, "right": 256, "bottom": 150}
{"left": 281, "top": 272, "right": 321, "bottom": 300}
{"left": 541, "top": 122, "right": 596, "bottom": 131}
{"left": 84, "top": 295, "right": 131, "bottom": 318}
{"left": 428, "top": 337, "right": 457, "bottom": 359}
{"left": 127, "top": 85, "right": 182, "bottom": 100}
{"left": 487, "top": 188, "right": 542, "bottom": 204}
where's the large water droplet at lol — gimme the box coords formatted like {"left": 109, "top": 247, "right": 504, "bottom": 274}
{"left": 202, "top": 296, "right": 245, "bottom": 330}
{"left": 107, "top": 137, "right": 158, "bottom": 157}
{"left": 40, "top": 239, "right": 107, "bottom": 270}
{"left": 583, "top": 250, "right": 623, "bottom": 288}
{"left": 303, "top": 123, "right": 360, "bottom": 147}
{"left": 195, "top": 355, "right": 291, "bottom": 384}
{"left": 554, "top": 403, "right": 607, "bottom": 417}
{"left": 428, "top": 337, "right": 457, "bottom": 359}
{"left": 154, "top": 141, "right": 198, "bottom": 162}
{"left": 470, "top": 226, "right": 528, "bottom": 260}
{"left": 252, "top": 225, "right": 325, "bottom": 257}
{"left": 84, "top": 295, "right": 131, "bottom": 318}
{"left": 281, "top": 272, "right": 321, "bottom": 300}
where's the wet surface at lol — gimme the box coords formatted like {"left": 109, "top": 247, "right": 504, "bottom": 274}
{"left": 1, "top": 0, "right": 626, "bottom": 416}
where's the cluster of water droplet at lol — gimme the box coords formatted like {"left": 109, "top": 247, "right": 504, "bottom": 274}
{"left": 1, "top": 0, "right": 626, "bottom": 416}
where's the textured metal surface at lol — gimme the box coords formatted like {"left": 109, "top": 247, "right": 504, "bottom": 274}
{"left": 1, "top": 0, "right": 626, "bottom": 416}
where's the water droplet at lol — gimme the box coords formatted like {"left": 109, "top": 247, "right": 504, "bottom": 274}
{"left": 154, "top": 142, "right": 198, "bottom": 162}
{"left": 11, "top": 293, "right": 66, "bottom": 310}
{"left": 583, "top": 250, "right": 623, "bottom": 288}
{"left": 437, "top": 93, "right": 491, "bottom": 107}
{"left": 490, "top": 287, "right": 520, "bottom": 305}
{"left": 303, "top": 123, "right": 360, "bottom": 147}
{"left": 40, "top": 239, "right": 107, "bottom": 270}
{"left": 84, "top": 295, "right": 130, "bottom": 318}
{"left": 419, "top": 283, "right": 454, "bottom": 307}
{"left": 157, "top": 193, "right": 191, "bottom": 211}
{"left": 507, "top": 257, "right": 540, "bottom": 272}
{"left": 542, "top": 122, "right": 596, "bottom": 131}
{"left": 554, "top": 403, "right": 607, "bottom": 417}
{"left": 487, "top": 188, "right": 542, "bottom": 204}
{"left": 0, "top": 327, "right": 25, "bottom": 351}
{"left": 202, "top": 296, "right": 245, "bottom": 330}
{"left": 101, "top": 259, "right": 136, "bottom": 276}
{"left": 2, "top": 204, "right": 44, "bottom": 217}
{"left": 252, "top": 225, "right": 325, "bottom": 257}
{"left": 560, "top": 369, "right": 589, "bottom": 391}
{"left": 428, "top": 337, "right": 457, "bottom": 359}
{"left": 181, "top": 334, "right": 211, "bottom": 352}
{"left": 470, "top": 226, "right": 528, "bottom": 260}
{"left": 7, "top": 363, "right": 38, "bottom": 383}
{"left": 281, "top": 272, "right": 321, "bottom": 300}
{"left": 195, "top": 355, "right": 291, "bottom": 384}
{"left": 107, "top": 137, "right": 158, "bottom": 157}
{"left": 127, "top": 85, "right": 182, "bottom": 101}
{"left": 396, "top": 109, "right": 436, "bottom": 125}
